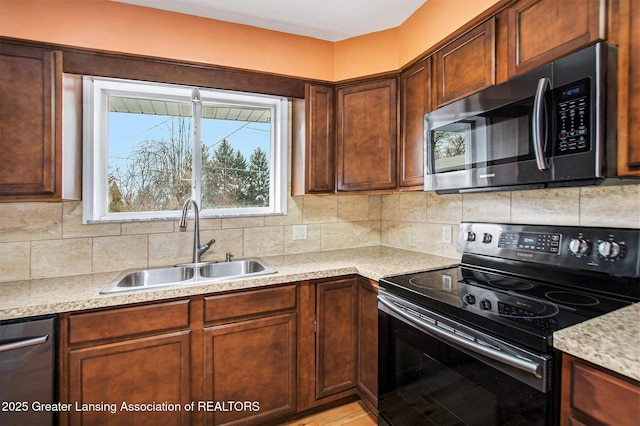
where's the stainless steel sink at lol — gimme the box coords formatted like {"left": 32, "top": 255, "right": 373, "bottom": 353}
{"left": 199, "top": 259, "right": 273, "bottom": 278}
{"left": 100, "top": 258, "right": 277, "bottom": 294}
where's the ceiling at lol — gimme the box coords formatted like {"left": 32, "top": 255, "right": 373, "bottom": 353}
{"left": 114, "top": 0, "right": 427, "bottom": 42}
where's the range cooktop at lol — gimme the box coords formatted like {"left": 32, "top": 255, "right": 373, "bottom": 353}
{"left": 379, "top": 222, "right": 640, "bottom": 353}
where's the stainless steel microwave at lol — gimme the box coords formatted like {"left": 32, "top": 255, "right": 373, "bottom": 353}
{"left": 424, "top": 42, "right": 634, "bottom": 194}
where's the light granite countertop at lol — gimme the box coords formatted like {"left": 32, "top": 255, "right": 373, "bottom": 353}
{"left": 3, "top": 245, "right": 637, "bottom": 381}
{"left": 553, "top": 302, "right": 640, "bottom": 381}
{"left": 0, "top": 246, "right": 457, "bottom": 321}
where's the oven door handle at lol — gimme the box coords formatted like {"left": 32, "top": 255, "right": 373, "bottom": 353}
{"left": 378, "top": 295, "right": 543, "bottom": 378}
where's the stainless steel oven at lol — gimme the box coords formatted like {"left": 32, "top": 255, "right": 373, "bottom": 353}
{"left": 423, "top": 43, "right": 636, "bottom": 194}
{"left": 378, "top": 223, "right": 639, "bottom": 426}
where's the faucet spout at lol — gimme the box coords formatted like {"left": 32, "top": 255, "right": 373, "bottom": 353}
{"left": 179, "top": 198, "right": 215, "bottom": 264}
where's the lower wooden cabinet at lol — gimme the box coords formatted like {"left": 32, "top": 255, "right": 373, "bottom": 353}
{"left": 204, "top": 313, "right": 297, "bottom": 425}
{"left": 315, "top": 277, "right": 358, "bottom": 398}
{"left": 356, "top": 278, "right": 378, "bottom": 409}
{"left": 561, "top": 354, "right": 640, "bottom": 426}
{"left": 60, "top": 300, "right": 192, "bottom": 425}
{"left": 60, "top": 280, "right": 378, "bottom": 425}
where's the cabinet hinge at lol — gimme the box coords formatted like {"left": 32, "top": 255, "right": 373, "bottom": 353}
{"left": 314, "top": 314, "right": 317, "bottom": 333}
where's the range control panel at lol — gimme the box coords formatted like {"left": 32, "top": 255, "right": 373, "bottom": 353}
{"left": 458, "top": 222, "right": 640, "bottom": 278}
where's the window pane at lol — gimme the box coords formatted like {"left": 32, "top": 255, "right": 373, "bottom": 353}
{"left": 108, "top": 96, "right": 193, "bottom": 213}
{"left": 200, "top": 102, "right": 272, "bottom": 210}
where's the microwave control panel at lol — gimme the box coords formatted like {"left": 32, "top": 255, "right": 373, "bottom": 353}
{"left": 554, "top": 79, "right": 591, "bottom": 156}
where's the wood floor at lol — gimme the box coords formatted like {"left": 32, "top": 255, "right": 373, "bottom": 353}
{"left": 278, "top": 401, "right": 377, "bottom": 426}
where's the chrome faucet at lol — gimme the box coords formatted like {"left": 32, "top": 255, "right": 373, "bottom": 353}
{"left": 179, "top": 198, "right": 215, "bottom": 264}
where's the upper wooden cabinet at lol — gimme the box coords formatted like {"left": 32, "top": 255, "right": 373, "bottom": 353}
{"left": 292, "top": 84, "right": 336, "bottom": 195}
{"left": 0, "top": 43, "right": 62, "bottom": 200}
{"left": 616, "top": 0, "right": 640, "bottom": 176}
{"left": 336, "top": 78, "right": 398, "bottom": 192}
{"left": 506, "top": 0, "right": 605, "bottom": 78}
{"left": 434, "top": 18, "right": 496, "bottom": 107}
{"left": 399, "top": 57, "right": 431, "bottom": 189}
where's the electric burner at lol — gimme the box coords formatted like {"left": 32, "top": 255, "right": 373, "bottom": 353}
{"left": 545, "top": 291, "right": 600, "bottom": 306}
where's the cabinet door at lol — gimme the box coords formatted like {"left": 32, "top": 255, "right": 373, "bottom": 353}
{"left": 356, "top": 278, "right": 378, "bottom": 409}
{"left": 434, "top": 18, "right": 495, "bottom": 107}
{"left": 507, "top": 0, "right": 605, "bottom": 78}
{"left": 304, "top": 83, "right": 335, "bottom": 193}
{"left": 400, "top": 57, "right": 431, "bottom": 189}
{"left": 617, "top": 0, "right": 640, "bottom": 175}
{"left": 0, "top": 43, "right": 62, "bottom": 200}
{"left": 561, "top": 354, "right": 640, "bottom": 426}
{"left": 204, "top": 313, "right": 296, "bottom": 425}
{"left": 337, "top": 78, "right": 398, "bottom": 192}
{"left": 315, "top": 277, "right": 358, "bottom": 398}
{"left": 67, "top": 332, "right": 191, "bottom": 425}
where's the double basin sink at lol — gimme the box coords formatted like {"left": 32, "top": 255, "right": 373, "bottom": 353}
{"left": 100, "top": 258, "right": 277, "bottom": 294}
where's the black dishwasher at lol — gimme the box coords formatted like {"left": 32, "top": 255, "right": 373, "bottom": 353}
{"left": 0, "top": 315, "right": 56, "bottom": 426}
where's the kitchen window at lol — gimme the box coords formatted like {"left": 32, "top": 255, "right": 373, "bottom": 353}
{"left": 82, "top": 77, "right": 288, "bottom": 223}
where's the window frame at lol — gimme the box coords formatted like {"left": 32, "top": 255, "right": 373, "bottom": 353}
{"left": 82, "top": 76, "right": 288, "bottom": 223}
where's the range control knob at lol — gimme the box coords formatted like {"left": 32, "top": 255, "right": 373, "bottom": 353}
{"left": 568, "top": 238, "right": 590, "bottom": 255}
{"left": 482, "top": 233, "right": 493, "bottom": 244}
{"left": 480, "top": 299, "right": 492, "bottom": 310}
{"left": 597, "top": 241, "right": 622, "bottom": 259}
{"left": 463, "top": 294, "right": 476, "bottom": 305}
{"left": 464, "top": 231, "right": 476, "bottom": 242}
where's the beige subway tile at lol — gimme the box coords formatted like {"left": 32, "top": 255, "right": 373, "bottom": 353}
{"left": 93, "top": 235, "right": 148, "bottom": 273}
{"left": 201, "top": 229, "right": 244, "bottom": 262}
{"left": 427, "top": 192, "right": 462, "bottom": 224}
{"left": 0, "top": 202, "right": 62, "bottom": 243}
{"left": 381, "top": 194, "right": 400, "bottom": 221}
{"left": 338, "top": 195, "right": 370, "bottom": 222}
{"left": 385, "top": 221, "right": 412, "bottom": 249}
{"left": 121, "top": 220, "right": 174, "bottom": 235}
{"left": 354, "top": 221, "right": 381, "bottom": 247}
{"left": 320, "top": 222, "right": 354, "bottom": 250}
{"left": 303, "top": 195, "right": 337, "bottom": 224}
{"left": 399, "top": 192, "right": 427, "bottom": 222}
{"left": 368, "top": 195, "right": 382, "bottom": 220}
{"left": 62, "top": 201, "right": 121, "bottom": 238}
{"left": 0, "top": 242, "right": 30, "bottom": 282}
{"left": 462, "top": 192, "right": 511, "bottom": 222}
{"left": 243, "top": 226, "right": 284, "bottom": 257}
{"left": 148, "top": 232, "right": 195, "bottom": 267}
{"left": 265, "top": 196, "right": 304, "bottom": 226}
{"left": 580, "top": 185, "right": 640, "bottom": 227}
{"left": 284, "top": 224, "right": 321, "bottom": 254}
{"left": 31, "top": 238, "right": 92, "bottom": 279}
{"left": 222, "top": 216, "right": 265, "bottom": 229}
{"left": 410, "top": 223, "right": 443, "bottom": 255}
{"left": 511, "top": 188, "right": 579, "bottom": 225}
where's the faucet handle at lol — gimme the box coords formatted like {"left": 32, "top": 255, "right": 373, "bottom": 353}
{"left": 226, "top": 252, "right": 234, "bottom": 262}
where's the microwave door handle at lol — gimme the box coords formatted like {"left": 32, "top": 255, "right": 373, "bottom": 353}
{"left": 532, "top": 77, "right": 550, "bottom": 170}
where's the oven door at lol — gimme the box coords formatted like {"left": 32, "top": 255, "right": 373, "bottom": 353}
{"left": 378, "top": 290, "right": 555, "bottom": 426}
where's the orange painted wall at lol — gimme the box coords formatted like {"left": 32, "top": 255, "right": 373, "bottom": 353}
{"left": 1, "top": 0, "right": 500, "bottom": 82}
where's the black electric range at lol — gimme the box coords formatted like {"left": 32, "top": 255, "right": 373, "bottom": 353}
{"left": 380, "top": 222, "right": 640, "bottom": 354}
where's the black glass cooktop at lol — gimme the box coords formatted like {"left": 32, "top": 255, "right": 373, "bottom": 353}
{"left": 379, "top": 266, "right": 633, "bottom": 353}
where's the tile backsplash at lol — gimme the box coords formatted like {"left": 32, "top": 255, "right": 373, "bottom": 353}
{"left": 1, "top": 184, "right": 638, "bottom": 282}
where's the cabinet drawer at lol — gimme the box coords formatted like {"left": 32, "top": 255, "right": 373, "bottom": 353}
{"left": 204, "top": 284, "right": 296, "bottom": 323}
{"left": 68, "top": 300, "right": 190, "bottom": 345}
{"left": 570, "top": 359, "right": 640, "bottom": 425}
